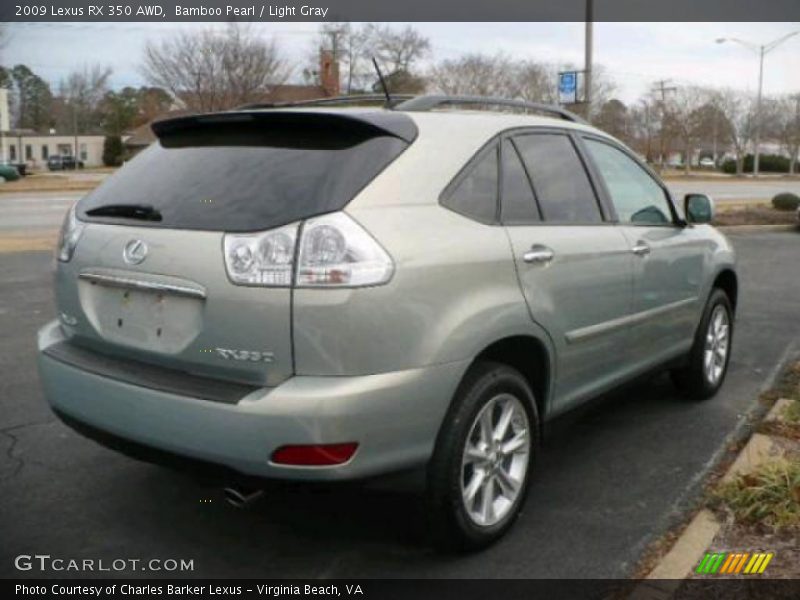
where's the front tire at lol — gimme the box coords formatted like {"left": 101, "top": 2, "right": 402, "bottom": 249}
{"left": 671, "top": 288, "right": 733, "bottom": 400}
{"left": 426, "top": 361, "right": 539, "bottom": 551}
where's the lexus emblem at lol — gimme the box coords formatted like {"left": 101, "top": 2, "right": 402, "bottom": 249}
{"left": 123, "top": 239, "right": 148, "bottom": 265}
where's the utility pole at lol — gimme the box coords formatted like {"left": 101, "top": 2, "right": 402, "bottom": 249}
{"left": 652, "top": 79, "right": 677, "bottom": 171}
{"left": 72, "top": 103, "right": 78, "bottom": 162}
{"left": 712, "top": 111, "right": 718, "bottom": 166}
{"left": 584, "top": 0, "right": 593, "bottom": 123}
{"left": 792, "top": 93, "right": 800, "bottom": 174}
{"left": 754, "top": 44, "right": 765, "bottom": 177}
{"left": 0, "top": 88, "right": 6, "bottom": 164}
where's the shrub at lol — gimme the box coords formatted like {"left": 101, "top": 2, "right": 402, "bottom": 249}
{"left": 772, "top": 192, "right": 800, "bottom": 212}
{"left": 755, "top": 154, "right": 791, "bottom": 173}
{"left": 712, "top": 460, "right": 800, "bottom": 531}
{"left": 102, "top": 135, "right": 124, "bottom": 167}
{"left": 723, "top": 154, "right": 791, "bottom": 174}
{"left": 721, "top": 159, "right": 738, "bottom": 174}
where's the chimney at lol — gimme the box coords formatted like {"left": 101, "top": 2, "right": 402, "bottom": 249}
{"left": 319, "top": 49, "right": 340, "bottom": 97}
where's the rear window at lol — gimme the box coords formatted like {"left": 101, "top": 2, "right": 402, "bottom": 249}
{"left": 77, "top": 119, "right": 410, "bottom": 232}
{"left": 441, "top": 145, "right": 499, "bottom": 224}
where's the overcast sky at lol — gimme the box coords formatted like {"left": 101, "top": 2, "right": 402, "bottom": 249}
{"left": 3, "top": 21, "right": 799, "bottom": 103}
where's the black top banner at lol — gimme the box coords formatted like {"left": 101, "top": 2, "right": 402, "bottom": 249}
{"left": 2, "top": 0, "right": 800, "bottom": 22}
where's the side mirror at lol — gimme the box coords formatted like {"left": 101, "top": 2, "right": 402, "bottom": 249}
{"left": 684, "top": 193, "right": 715, "bottom": 224}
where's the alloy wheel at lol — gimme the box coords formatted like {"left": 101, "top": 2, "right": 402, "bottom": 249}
{"left": 703, "top": 304, "right": 730, "bottom": 386}
{"left": 460, "top": 393, "right": 530, "bottom": 527}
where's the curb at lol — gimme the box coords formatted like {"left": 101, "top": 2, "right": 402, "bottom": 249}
{"left": 722, "top": 433, "right": 788, "bottom": 482}
{"left": 644, "top": 510, "right": 720, "bottom": 580}
{"left": 633, "top": 396, "right": 799, "bottom": 586}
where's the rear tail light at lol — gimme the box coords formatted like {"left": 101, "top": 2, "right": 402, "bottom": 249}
{"left": 296, "top": 212, "right": 393, "bottom": 287}
{"left": 57, "top": 204, "right": 85, "bottom": 263}
{"left": 223, "top": 212, "right": 393, "bottom": 288}
{"left": 223, "top": 222, "right": 298, "bottom": 286}
{"left": 271, "top": 442, "right": 359, "bottom": 466}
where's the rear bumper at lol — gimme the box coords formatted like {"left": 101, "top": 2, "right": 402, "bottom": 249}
{"left": 37, "top": 320, "right": 466, "bottom": 481}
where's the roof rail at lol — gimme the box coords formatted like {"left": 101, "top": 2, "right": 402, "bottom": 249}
{"left": 236, "top": 94, "right": 414, "bottom": 111}
{"left": 393, "top": 95, "right": 588, "bottom": 124}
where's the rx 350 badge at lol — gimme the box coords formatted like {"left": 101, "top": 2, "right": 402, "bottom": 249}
{"left": 214, "top": 348, "right": 274, "bottom": 363}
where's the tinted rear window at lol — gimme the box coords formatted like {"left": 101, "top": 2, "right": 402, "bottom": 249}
{"left": 78, "top": 120, "right": 410, "bottom": 232}
{"left": 442, "top": 145, "right": 499, "bottom": 224}
{"left": 514, "top": 133, "right": 603, "bottom": 223}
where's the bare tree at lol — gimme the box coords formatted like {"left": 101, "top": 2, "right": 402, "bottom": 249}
{"left": 428, "top": 54, "right": 558, "bottom": 103}
{"left": 428, "top": 54, "right": 518, "bottom": 97}
{"left": 585, "top": 65, "right": 617, "bottom": 118}
{"left": 647, "top": 86, "right": 675, "bottom": 171}
{"left": 515, "top": 60, "right": 559, "bottom": 104}
{"left": 0, "top": 24, "right": 8, "bottom": 61}
{"left": 594, "top": 99, "right": 632, "bottom": 144}
{"left": 364, "top": 24, "right": 431, "bottom": 75}
{"left": 57, "top": 64, "right": 112, "bottom": 133}
{"left": 666, "top": 86, "right": 711, "bottom": 174}
{"left": 713, "top": 88, "right": 757, "bottom": 175}
{"left": 142, "top": 24, "right": 290, "bottom": 112}
{"left": 769, "top": 95, "right": 800, "bottom": 174}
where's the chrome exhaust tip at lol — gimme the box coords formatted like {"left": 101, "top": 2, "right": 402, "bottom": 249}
{"left": 223, "top": 486, "right": 264, "bottom": 508}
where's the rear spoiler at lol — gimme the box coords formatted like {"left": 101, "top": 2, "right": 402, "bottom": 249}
{"left": 151, "top": 110, "right": 418, "bottom": 144}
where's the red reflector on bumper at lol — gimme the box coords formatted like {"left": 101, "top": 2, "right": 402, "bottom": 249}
{"left": 271, "top": 442, "right": 359, "bottom": 466}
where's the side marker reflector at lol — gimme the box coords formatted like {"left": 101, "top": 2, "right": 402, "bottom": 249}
{"left": 271, "top": 443, "right": 359, "bottom": 466}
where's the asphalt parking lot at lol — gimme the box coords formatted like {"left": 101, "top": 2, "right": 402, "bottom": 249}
{"left": 1, "top": 194, "right": 799, "bottom": 579}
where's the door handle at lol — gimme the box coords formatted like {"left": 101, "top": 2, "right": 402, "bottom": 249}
{"left": 523, "top": 245, "right": 555, "bottom": 264}
{"left": 632, "top": 241, "right": 651, "bottom": 256}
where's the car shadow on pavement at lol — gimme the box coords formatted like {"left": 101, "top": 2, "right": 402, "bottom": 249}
{"left": 113, "top": 371, "right": 696, "bottom": 568}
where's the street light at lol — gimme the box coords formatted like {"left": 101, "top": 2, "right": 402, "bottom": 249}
{"left": 716, "top": 31, "right": 799, "bottom": 177}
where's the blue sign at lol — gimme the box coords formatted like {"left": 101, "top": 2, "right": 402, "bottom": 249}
{"left": 559, "top": 72, "right": 576, "bottom": 94}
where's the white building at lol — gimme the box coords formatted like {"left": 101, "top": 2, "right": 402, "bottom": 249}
{"left": 0, "top": 88, "right": 10, "bottom": 133}
{"left": 1, "top": 133, "right": 106, "bottom": 169}
{"left": 0, "top": 87, "right": 105, "bottom": 168}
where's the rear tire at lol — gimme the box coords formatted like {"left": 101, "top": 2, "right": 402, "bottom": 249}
{"left": 426, "top": 361, "right": 539, "bottom": 551}
{"left": 670, "top": 288, "right": 733, "bottom": 400}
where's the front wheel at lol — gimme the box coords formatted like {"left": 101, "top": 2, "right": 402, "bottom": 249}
{"left": 426, "top": 361, "right": 539, "bottom": 551}
{"left": 671, "top": 288, "right": 733, "bottom": 400}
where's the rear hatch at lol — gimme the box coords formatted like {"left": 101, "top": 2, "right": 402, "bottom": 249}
{"left": 56, "top": 110, "right": 414, "bottom": 387}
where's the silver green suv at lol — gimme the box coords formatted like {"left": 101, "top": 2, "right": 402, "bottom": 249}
{"left": 37, "top": 96, "right": 737, "bottom": 549}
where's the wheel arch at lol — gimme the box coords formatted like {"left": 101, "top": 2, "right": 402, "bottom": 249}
{"left": 469, "top": 335, "right": 552, "bottom": 423}
{"left": 712, "top": 268, "right": 738, "bottom": 314}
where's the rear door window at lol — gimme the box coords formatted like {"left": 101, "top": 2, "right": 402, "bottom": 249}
{"left": 501, "top": 139, "right": 540, "bottom": 223}
{"left": 78, "top": 119, "right": 410, "bottom": 232}
{"left": 442, "top": 145, "right": 499, "bottom": 224}
{"left": 513, "top": 133, "right": 603, "bottom": 223}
